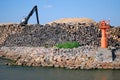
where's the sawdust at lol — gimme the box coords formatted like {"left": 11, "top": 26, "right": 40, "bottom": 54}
{"left": 48, "top": 18, "right": 96, "bottom": 25}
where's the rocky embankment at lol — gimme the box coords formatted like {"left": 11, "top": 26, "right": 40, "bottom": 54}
{"left": 0, "top": 18, "right": 120, "bottom": 69}
{"left": 0, "top": 46, "right": 120, "bottom": 69}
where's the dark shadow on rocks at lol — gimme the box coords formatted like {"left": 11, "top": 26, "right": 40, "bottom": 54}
{"left": 111, "top": 48, "right": 116, "bottom": 61}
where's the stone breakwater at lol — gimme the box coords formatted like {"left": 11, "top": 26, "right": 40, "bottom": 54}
{"left": 0, "top": 46, "right": 120, "bottom": 69}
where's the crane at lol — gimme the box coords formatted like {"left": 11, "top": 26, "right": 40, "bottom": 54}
{"left": 20, "top": 5, "right": 40, "bottom": 26}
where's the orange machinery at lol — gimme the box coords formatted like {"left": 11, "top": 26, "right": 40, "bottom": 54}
{"left": 99, "top": 20, "right": 110, "bottom": 48}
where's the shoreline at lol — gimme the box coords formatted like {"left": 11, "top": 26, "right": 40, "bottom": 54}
{"left": 0, "top": 46, "right": 120, "bottom": 69}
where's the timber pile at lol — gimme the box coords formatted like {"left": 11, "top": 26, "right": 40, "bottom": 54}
{"left": 0, "top": 24, "right": 23, "bottom": 45}
{"left": 109, "top": 27, "right": 120, "bottom": 42}
{"left": 0, "top": 18, "right": 119, "bottom": 48}
{"left": 1, "top": 23, "right": 100, "bottom": 47}
{"left": 0, "top": 23, "right": 119, "bottom": 48}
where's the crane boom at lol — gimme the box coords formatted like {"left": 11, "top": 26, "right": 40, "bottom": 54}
{"left": 20, "top": 5, "right": 39, "bottom": 26}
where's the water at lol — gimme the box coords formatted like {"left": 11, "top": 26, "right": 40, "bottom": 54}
{"left": 0, "top": 58, "right": 120, "bottom": 80}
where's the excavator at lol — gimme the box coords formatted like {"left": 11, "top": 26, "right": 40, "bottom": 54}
{"left": 20, "top": 5, "right": 40, "bottom": 26}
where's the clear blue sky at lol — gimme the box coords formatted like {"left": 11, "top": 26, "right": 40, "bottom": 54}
{"left": 0, "top": 0, "right": 120, "bottom": 26}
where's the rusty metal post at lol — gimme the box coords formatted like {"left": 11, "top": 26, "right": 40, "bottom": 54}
{"left": 99, "top": 20, "right": 110, "bottom": 48}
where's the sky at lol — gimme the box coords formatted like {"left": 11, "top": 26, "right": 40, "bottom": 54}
{"left": 0, "top": 0, "right": 120, "bottom": 26}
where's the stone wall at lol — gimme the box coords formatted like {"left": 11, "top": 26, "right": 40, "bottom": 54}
{"left": 0, "top": 46, "right": 120, "bottom": 69}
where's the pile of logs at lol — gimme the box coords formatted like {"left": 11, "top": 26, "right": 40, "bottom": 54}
{"left": 0, "top": 23, "right": 119, "bottom": 48}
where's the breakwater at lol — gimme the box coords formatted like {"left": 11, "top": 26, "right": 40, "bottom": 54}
{"left": 0, "top": 46, "right": 120, "bottom": 69}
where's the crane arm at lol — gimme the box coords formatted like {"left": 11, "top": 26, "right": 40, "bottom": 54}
{"left": 20, "top": 5, "right": 39, "bottom": 26}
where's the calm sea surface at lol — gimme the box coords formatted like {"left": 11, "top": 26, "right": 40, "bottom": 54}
{"left": 0, "top": 58, "right": 120, "bottom": 80}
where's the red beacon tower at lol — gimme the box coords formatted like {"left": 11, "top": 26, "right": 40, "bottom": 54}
{"left": 99, "top": 20, "right": 110, "bottom": 48}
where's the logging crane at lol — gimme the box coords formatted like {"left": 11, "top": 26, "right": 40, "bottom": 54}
{"left": 20, "top": 5, "right": 39, "bottom": 26}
